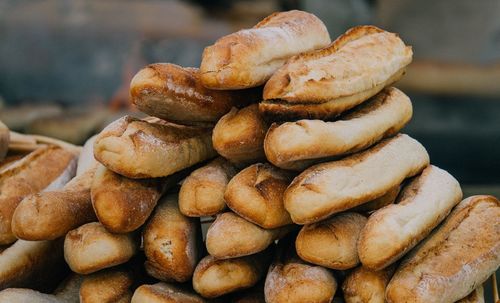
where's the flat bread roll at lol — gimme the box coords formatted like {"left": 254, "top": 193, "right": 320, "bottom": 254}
{"left": 341, "top": 265, "right": 396, "bottom": 303}
{"left": 200, "top": 10, "right": 330, "bottom": 89}
{"left": 0, "top": 120, "right": 9, "bottom": 162}
{"left": 132, "top": 283, "right": 206, "bottom": 303}
{"left": 79, "top": 269, "right": 133, "bottom": 303}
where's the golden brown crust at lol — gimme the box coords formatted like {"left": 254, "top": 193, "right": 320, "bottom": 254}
{"left": 0, "top": 121, "right": 9, "bottom": 162}
{"left": 341, "top": 265, "right": 395, "bottom": 303}
{"left": 224, "top": 163, "right": 293, "bottom": 228}
{"left": 79, "top": 269, "right": 133, "bottom": 303}
{"left": 132, "top": 283, "right": 206, "bottom": 303}
{"left": 351, "top": 184, "right": 400, "bottom": 213}
{"left": 456, "top": 287, "right": 484, "bottom": 303}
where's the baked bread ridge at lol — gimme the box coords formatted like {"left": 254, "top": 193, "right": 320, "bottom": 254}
{"left": 264, "top": 87, "right": 412, "bottom": 169}
{"left": 131, "top": 282, "right": 206, "bottom": 303}
{"left": 358, "top": 165, "right": 463, "bottom": 270}
{"left": 341, "top": 264, "right": 396, "bottom": 303}
{"left": 284, "top": 134, "right": 430, "bottom": 224}
{"left": 94, "top": 115, "right": 216, "bottom": 178}
{"left": 200, "top": 10, "right": 331, "bottom": 89}
{"left": 385, "top": 195, "right": 500, "bottom": 303}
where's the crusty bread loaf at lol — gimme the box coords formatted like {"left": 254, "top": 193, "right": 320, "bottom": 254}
{"left": 0, "top": 288, "right": 63, "bottom": 303}
{"left": 206, "top": 212, "right": 291, "bottom": 259}
{"left": 224, "top": 163, "right": 293, "bottom": 228}
{"left": 296, "top": 212, "right": 367, "bottom": 270}
{"left": 64, "top": 222, "right": 137, "bottom": 274}
{"left": 132, "top": 283, "right": 206, "bottom": 303}
{"left": 264, "top": 87, "right": 412, "bottom": 170}
{"left": 94, "top": 116, "right": 216, "bottom": 178}
{"left": 179, "top": 157, "right": 237, "bottom": 217}
{"left": 200, "top": 10, "right": 330, "bottom": 89}
{"left": 386, "top": 195, "right": 500, "bottom": 303}
{"left": 341, "top": 265, "right": 395, "bottom": 303}
{"left": 260, "top": 26, "right": 412, "bottom": 120}
{"left": 79, "top": 269, "right": 133, "bottom": 303}
{"left": 456, "top": 287, "right": 484, "bottom": 303}
{"left": 143, "top": 194, "right": 202, "bottom": 283}
{"left": 130, "top": 63, "right": 260, "bottom": 125}
{"left": 284, "top": 134, "right": 429, "bottom": 224}
{"left": 193, "top": 248, "right": 273, "bottom": 298}
{"left": 212, "top": 104, "right": 268, "bottom": 164}
{"left": 0, "top": 120, "right": 9, "bottom": 162}
{"left": 0, "top": 145, "right": 77, "bottom": 244}
{"left": 12, "top": 165, "right": 97, "bottom": 241}
{"left": 351, "top": 185, "right": 400, "bottom": 213}
{"left": 359, "top": 165, "right": 462, "bottom": 270}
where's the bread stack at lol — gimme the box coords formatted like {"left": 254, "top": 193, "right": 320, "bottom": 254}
{"left": 0, "top": 10, "right": 498, "bottom": 303}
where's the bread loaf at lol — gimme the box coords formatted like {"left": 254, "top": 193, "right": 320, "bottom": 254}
{"left": 341, "top": 265, "right": 395, "bottom": 303}
{"left": 0, "top": 120, "right": 9, "bottom": 161}
{"left": 76, "top": 135, "right": 97, "bottom": 176}
{"left": 351, "top": 185, "right": 400, "bottom": 213}
{"left": 456, "top": 287, "right": 484, "bottom": 303}
{"left": 53, "top": 274, "right": 83, "bottom": 303}
{"left": 132, "top": 282, "right": 206, "bottom": 303}
{"left": 79, "top": 269, "right": 133, "bottom": 303}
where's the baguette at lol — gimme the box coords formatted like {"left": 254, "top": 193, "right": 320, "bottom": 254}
{"left": 0, "top": 121, "right": 8, "bottom": 161}
{"left": 296, "top": 212, "right": 367, "bottom": 270}
{"left": 206, "top": 212, "right": 291, "bottom": 259}
{"left": 132, "top": 283, "right": 206, "bottom": 303}
{"left": 264, "top": 87, "right": 412, "bottom": 170}
{"left": 358, "top": 165, "right": 462, "bottom": 270}
{"left": 179, "top": 157, "right": 237, "bottom": 217}
{"left": 0, "top": 288, "right": 63, "bottom": 303}
{"left": 64, "top": 222, "right": 138, "bottom": 274}
{"left": 260, "top": 26, "right": 412, "bottom": 120}
{"left": 200, "top": 10, "right": 330, "bottom": 89}
{"left": 284, "top": 134, "right": 429, "bottom": 224}
{"left": 0, "top": 145, "right": 77, "bottom": 244}
{"left": 143, "top": 194, "right": 202, "bottom": 283}
{"left": 341, "top": 265, "right": 396, "bottom": 303}
{"left": 456, "top": 287, "right": 484, "bottom": 303}
{"left": 212, "top": 104, "right": 268, "bottom": 164}
{"left": 130, "top": 63, "right": 260, "bottom": 125}
{"left": 351, "top": 184, "right": 400, "bottom": 213}
{"left": 192, "top": 248, "right": 273, "bottom": 298}
{"left": 79, "top": 269, "right": 133, "bottom": 303}
{"left": 224, "top": 163, "right": 293, "bottom": 228}
{"left": 386, "top": 195, "right": 500, "bottom": 303}
{"left": 94, "top": 116, "right": 216, "bottom": 178}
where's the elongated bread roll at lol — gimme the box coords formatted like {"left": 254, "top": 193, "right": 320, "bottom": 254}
{"left": 359, "top": 165, "right": 462, "bottom": 270}
{"left": 0, "top": 145, "right": 77, "bottom": 244}
{"left": 212, "top": 104, "right": 268, "bottom": 164}
{"left": 206, "top": 212, "right": 291, "bottom": 259}
{"left": 264, "top": 87, "right": 412, "bottom": 170}
{"left": 261, "top": 26, "right": 412, "bottom": 120}
{"left": 94, "top": 116, "right": 216, "bottom": 178}
{"left": 285, "top": 134, "right": 429, "bottom": 224}
{"left": 0, "top": 120, "right": 9, "bottom": 161}
{"left": 144, "top": 194, "right": 202, "bottom": 282}
{"left": 296, "top": 212, "right": 367, "bottom": 270}
{"left": 386, "top": 195, "right": 500, "bottom": 303}
{"left": 64, "top": 222, "right": 137, "bottom": 274}
{"left": 179, "top": 157, "right": 237, "bottom": 217}
{"left": 341, "top": 265, "right": 395, "bottom": 303}
{"left": 456, "top": 287, "right": 484, "bottom": 303}
{"left": 225, "top": 163, "right": 293, "bottom": 228}
{"left": 12, "top": 165, "right": 97, "bottom": 241}
{"left": 132, "top": 283, "right": 206, "bottom": 303}
{"left": 79, "top": 269, "right": 133, "bottom": 303}
{"left": 130, "top": 63, "right": 260, "bottom": 125}
{"left": 351, "top": 185, "right": 400, "bottom": 213}
{"left": 200, "top": 10, "right": 330, "bottom": 89}
{"left": 0, "top": 288, "right": 63, "bottom": 303}
{"left": 193, "top": 248, "right": 272, "bottom": 298}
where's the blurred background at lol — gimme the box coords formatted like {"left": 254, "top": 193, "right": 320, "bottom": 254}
{"left": 0, "top": 1, "right": 499, "bottom": 191}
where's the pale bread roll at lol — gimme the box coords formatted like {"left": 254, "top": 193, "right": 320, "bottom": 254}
{"left": 79, "top": 269, "right": 133, "bottom": 303}
{"left": 200, "top": 10, "right": 330, "bottom": 89}
{"left": 94, "top": 116, "right": 216, "bottom": 178}
{"left": 179, "top": 157, "right": 237, "bottom": 217}
{"left": 341, "top": 265, "right": 395, "bottom": 303}
{"left": 359, "top": 165, "right": 462, "bottom": 270}
{"left": 143, "top": 194, "right": 202, "bottom": 283}
{"left": 76, "top": 135, "right": 97, "bottom": 176}
{"left": 264, "top": 87, "right": 412, "bottom": 170}
{"left": 64, "top": 222, "right": 137, "bottom": 274}
{"left": 456, "top": 287, "right": 484, "bottom": 303}
{"left": 0, "top": 120, "right": 9, "bottom": 161}
{"left": 224, "top": 163, "right": 293, "bottom": 228}
{"left": 351, "top": 185, "right": 400, "bottom": 213}
{"left": 212, "top": 104, "right": 268, "bottom": 164}
{"left": 296, "top": 212, "right": 367, "bottom": 270}
{"left": 284, "top": 134, "right": 429, "bottom": 224}
{"left": 0, "top": 288, "right": 63, "bottom": 303}
{"left": 261, "top": 26, "right": 412, "bottom": 120}
{"left": 132, "top": 283, "right": 206, "bottom": 303}
{"left": 386, "top": 195, "right": 500, "bottom": 303}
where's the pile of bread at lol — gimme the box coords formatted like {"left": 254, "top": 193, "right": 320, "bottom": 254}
{"left": 0, "top": 10, "right": 498, "bottom": 303}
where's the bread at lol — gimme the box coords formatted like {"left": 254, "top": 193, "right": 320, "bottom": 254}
{"left": 260, "top": 26, "right": 412, "bottom": 120}
{"left": 130, "top": 63, "right": 260, "bottom": 125}
{"left": 199, "top": 10, "right": 330, "bottom": 89}
{"left": 53, "top": 274, "right": 83, "bottom": 303}
{"left": 77, "top": 135, "right": 97, "bottom": 176}
{"left": 206, "top": 212, "right": 291, "bottom": 259}
{"left": 351, "top": 185, "right": 400, "bottom": 213}
{"left": 386, "top": 195, "right": 500, "bottom": 303}
{"left": 212, "top": 104, "right": 268, "bottom": 164}
{"left": 0, "top": 145, "right": 77, "bottom": 244}
{"left": 94, "top": 116, "right": 216, "bottom": 178}
{"left": 64, "top": 222, "right": 138, "bottom": 274}
{"left": 79, "top": 269, "right": 133, "bottom": 303}
{"left": 192, "top": 248, "right": 273, "bottom": 298}
{"left": 12, "top": 165, "right": 97, "bottom": 241}
{"left": 456, "top": 287, "right": 484, "bottom": 303}
{"left": 224, "top": 163, "right": 294, "bottom": 228}
{"left": 358, "top": 165, "right": 462, "bottom": 270}
{"left": 0, "top": 120, "right": 9, "bottom": 162}
{"left": 179, "top": 157, "right": 237, "bottom": 217}
{"left": 341, "top": 265, "right": 396, "bottom": 303}
{"left": 0, "top": 288, "right": 63, "bottom": 303}
{"left": 284, "top": 134, "right": 429, "bottom": 224}
{"left": 143, "top": 194, "right": 202, "bottom": 283}
{"left": 132, "top": 283, "right": 206, "bottom": 303}
{"left": 263, "top": 87, "right": 412, "bottom": 170}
